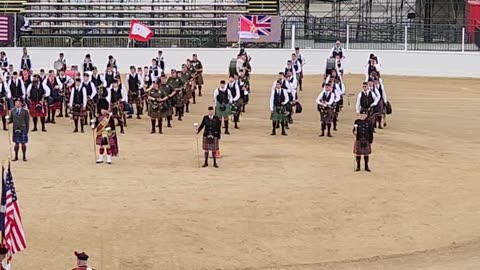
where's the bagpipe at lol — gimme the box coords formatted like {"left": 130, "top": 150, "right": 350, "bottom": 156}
{"left": 111, "top": 101, "right": 124, "bottom": 116}
{"left": 317, "top": 104, "right": 330, "bottom": 118}
{"left": 87, "top": 97, "right": 96, "bottom": 113}
{"left": 149, "top": 98, "right": 166, "bottom": 112}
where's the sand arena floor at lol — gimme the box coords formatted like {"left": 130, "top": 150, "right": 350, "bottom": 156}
{"left": 1, "top": 74, "right": 480, "bottom": 270}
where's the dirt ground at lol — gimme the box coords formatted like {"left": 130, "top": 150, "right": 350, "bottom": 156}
{"left": 1, "top": 74, "right": 480, "bottom": 270}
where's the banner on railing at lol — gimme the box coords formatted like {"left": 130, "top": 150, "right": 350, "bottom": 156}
{"left": 227, "top": 15, "right": 281, "bottom": 43}
{"left": 0, "top": 15, "right": 14, "bottom": 43}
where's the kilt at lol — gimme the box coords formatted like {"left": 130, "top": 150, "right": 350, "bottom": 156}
{"left": 377, "top": 99, "right": 386, "bottom": 115}
{"left": 111, "top": 103, "right": 124, "bottom": 119}
{"left": 270, "top": 107, "right": 287, "bottom": 122}
{"left": 184, "top": 87, "right": 193, "bottom": 101}
{"left": 166, "top": 106, "right": 173, "bottom": 117}
{"left": 29, "top": 101, "right": 47, "bottom": 118}
{"left": 148, "top": 107, "right": 167, "bottom": 119}
{"left": 175, "top": 95, "right": 184, "bottom": 108}
{"left": 96, "top": 134, "right": 119, "bottom": 156}
{"left": 12, "top": 129, "right": 28, "bottom": 144}
{"left": 320, "top": 107, "right": 334, "bottom": 124}
{"left": 243, "top": 94, "right": 249, "bottom": 104}
{"left": 0, "top": 102, "right": 7, "bottom": 116}
{"left": 72, "top": 106, "right": 87, "bottom": 119}
{"left": 233, "top": 99, "right": 243, "bottom": 115}
{"left": 202, "top": 136, "right": 219, "bottom": 151}
{"left": 215, "top": 103, "right": 232, "bottom": 118}
{"left": 353, "top": 140, "right": 372, "bottom": 155}
{"left": 128, "top": 94, "right": 141, "bottom": 105}
{"left": 195, "top": 74, "right": 204, "bottom": 85}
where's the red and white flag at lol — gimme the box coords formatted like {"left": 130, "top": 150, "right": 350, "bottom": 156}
{"left": 129, "top": 19, "right": 153, "bottom": 42}
{"left": 0, "top": 15, "right": 13, "bottom": 42}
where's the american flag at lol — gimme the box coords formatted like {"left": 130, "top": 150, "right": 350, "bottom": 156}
{"left": 3, "top": 164, "right": 26, "bottom": 256}
{"left": 239, "top": 15, "right": 272, "bottom": 39}
{"left": 0, "top": 15, "right": 12, "bottom": 42}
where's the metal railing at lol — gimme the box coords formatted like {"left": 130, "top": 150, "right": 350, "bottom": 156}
{"left": 80, "top": 37, "right": 202, "bottom": 48}
{"left": 18, "top": 36, "right": 73, "bottom": 47}
{"left": 283, "top": 21, "right": 480, "bottom": 51}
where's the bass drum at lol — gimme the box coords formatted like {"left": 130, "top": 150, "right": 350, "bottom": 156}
{"left": 229, "top": 58, "right": 237, "bottom": 77}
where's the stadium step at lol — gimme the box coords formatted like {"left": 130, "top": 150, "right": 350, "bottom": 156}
{"left": 248, "top": 0, "right": 279, "bottom": 15}
{"left": 0, "top": 0, "right": 26, "bottom": 13}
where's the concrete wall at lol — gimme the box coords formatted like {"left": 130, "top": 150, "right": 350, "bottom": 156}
{"left": 2, "top": 47, "right": 479, "bottom": 78}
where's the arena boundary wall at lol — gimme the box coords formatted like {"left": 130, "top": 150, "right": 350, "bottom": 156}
{"left": 2, "top": 48, "right": 479, "bottom": 78}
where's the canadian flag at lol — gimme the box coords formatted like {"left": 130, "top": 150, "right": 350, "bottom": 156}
{"left": 129, "top": 19, "right": 153, "bottom": 42}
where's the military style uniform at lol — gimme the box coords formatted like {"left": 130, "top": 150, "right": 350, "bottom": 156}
{"left": 180, "top": 71, "right": 193, "bottom": 112}
{"left": 353, "top": 117, "right": 374, "bottom": 171}
{"left": 191, "top": 59, "right": 204, "bottom": 96}
{"left": 167, "top": 76, "right": 184, "bottom": 120}
{"left": 148, "top": 87, "right": 168, "bottom": 134}
{"left": 160, "top": 82, "right": 174, "bottom": 127}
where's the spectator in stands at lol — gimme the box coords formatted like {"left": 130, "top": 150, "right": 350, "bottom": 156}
{"left": 20, "top": 17, "right": 32, "bottom": 32}
{"left": 20, "top": 48, "right": 32, "bottom": 71}
{"left": 0, "top": 52, "right": 8, "bottom": 73}
{"left": 149, "top": 59, "right": 161, "bottom": 82}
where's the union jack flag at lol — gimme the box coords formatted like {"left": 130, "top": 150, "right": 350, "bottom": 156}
{"left": 239, "top": 15, "right": 272, "bottom": 39}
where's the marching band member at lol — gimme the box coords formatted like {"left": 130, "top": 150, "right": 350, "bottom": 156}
{"left": 5, "top": 71, "right": 26, "bottom": 109}
{"left": 191, "top": 53, "right": 204, "bottom": 97}
{"left": 180, "top": 64, "right": 193, "bottom": 113}
{"left": 284, "top": 60, "right": 296, "bottom": 77}
{"left": 39, "top": 69, "right": 46, "bottom": 81}
{"left": 291, "top": 53, "right": 302, "bottom": 90}
{"left": 20, "top": 69, "right": 32, "bottom": 91}
{"left": 367, "top": 53, "right": 381, "bottom": 67}
{"left": 8, "top": 98, "right": 30, "bottom": 162}
{"left": 82, "top": 72, "right": 97, "bottom": 125}
{"left": 93, "top": 99, "right": 119, "bottom": 165}
{"left": 68, "top": 78, "right": 87, "bottom": 133}
{"left": 72, "top": 251, "right": 95, "bottom": 270}
{"left": 353, "top": 112, "right": 374, "bottom": 172}
{"left": 316, "top": 83, "right": 335, "bottom": 137}
{"left": 147, "top": 79, "right": 169, "bottom": 134}
{"left": 142, "top": 66, "right": 152, "bottom": 111}
{"left": 167, "top": 69, "right": 184, "bottom": 121}
{"left": 106, "top": 55, "right": 118, "bottom": 73}
{"left": 0, "top": 52, "right": 8, "bottom": 72}
{"left": 2, "top": 65, "right": 13, "bottom": 82}
{"left": 103, "top": 64, "right": 116, "bottom": 89}
{"left": 196, "top": 106, "right": 221, "bottom": 168}
{"left": 156, "top": 50, "right": 165, "bottom": 72}
{"left": 285, "top": 71, "right": 297, "bottom": 127}
{"left": 159, "top": 75, "right": 176, "bottom": 128}
{"left": 331, "top": 78, "right": 345, "bottom": 131}
{"left": 27, "top": 75, "right": 50, "bottom": 132}
{"left": 126, "top": 66, "right": 143, "bottom": 119}
{"left": 82, "top": 54, "right": 94, "bottom": 75}
{"left": 20, "top": 47, "right": 32, "bottom": 71}
{"left": 294, "top": 47, "right": 305, "bottom": 91}
{"left": 238, "top": 69, "right": 250, "bottom": 113}
{"left": 91, "top": 67, "right": 106, "bottom": 112}
{"left": 149, "top": 58, "right": 161, "bottom": 82}
{"left": 0, "top": 245, "right": 8, "bottom": 270}
{"left": 373, "top": 77, "right": 388, "bottom": 129}
{"left": 45, "top": 70, "right": 62, "bottom": 123}
{"left": 56, "top": 69, "right": 74, "bottom": 118}
{"left": 0, "top": 77, "right": 7, "bottom": 130}
{"left": 57, "top": 52, "right": 67, "bottom": 69}
{"left": 235, "top": 54, "right": 245, "bottom": 76}
{"left": 226, "top": 75, "right": 241, "bottom": 129}
{"left": 69, "top": 78, "right": 87, "bottom": 133}
{"left": 270, "top": 80, "right": 289, "bottom": 136}
{"left": 186, "top": 59, "right": 198, "bottom": 104}
{"left": 325, "top": 68, "right": 342, "bottom": 84}
{"left": 329, "top": 40, "right": 346, "bottom": 59}
{"left": 365, "top": 58, "right": 380, "bottom": 81}
{"left": 355, "top": 81, "right": 380, "bottom": 132}
{"left": 213, "top": 80, "right": 233, "bottom": 135}
{"left": 107, "top": 79, "right": 126, "bottom": 134}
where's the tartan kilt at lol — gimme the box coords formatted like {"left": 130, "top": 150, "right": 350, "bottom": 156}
{"left": 166, "top": 104, "right": 174, "bottom": 116}
{"left": 174, "top": 94, "right": 184, "bottom": 107}
{"left": 183, "top": 88, "right": 193, "bottom": 102}
{"left": 195, "top": 74, "right": 204, "bottom": 85}
{"left": 96, "top": 135, "right": 119, "bottom": 155}
{"left": 377, "top": 99, "right": 386, "bottom": 115}
{"left": 215, "top": 103, "right": 232, "bottom": 118}
{"left": 29, "top": 101, "right": 47, "bottom": 118}
{"left": 270, "top": 107, "right": 287, "bottom": 122}
{"left": 321, "top": 107, "right": 334, "bottom": 124}
{"left": 202, "top": 136, "right": 219, "bottom": 151}
{"left": 0, "top": 102, "right": 7, "bottom": 116}
{"left": 111, "top": 104, "right": 124, "bottom": 119}
{"left": 12, "top": 129, "right": 28, "bottom": 144}
{"left": 243, "top": 94, "right": 250, "bottom": 104}
{"left": 353, "top": 140, "right": 372, "bottom": 155}
{"left": 148, "top": 107, "right": 167, "bottom": 119}
{"left": 128, "top": 94, "right": 141, "bottom": 105}
{"left": 72, "top": 106, "right": 87, "bottom": 118}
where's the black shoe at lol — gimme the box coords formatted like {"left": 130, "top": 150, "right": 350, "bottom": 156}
{"left": 225, "top": 131, "right": 230, "bottom": 135}
{"left": 3, "top": 128, "right": 7, "bottom": 131}
{"left": 42, "top": 128, "right": 47, "bottom": 132}
{"left": 150, "top": 130, "right": 155, "bottom": 134}
{"left": 46, "top": 119, "right": 51, "bottom": 123}
{"left": 121, "top": 130, "right": 125, "bottom": 134}
{"left": 365, "top": 167, "right": 371, "bottom": 172}
{"left": 57, "top": 113, "right": 63, "bottom": 117}
{"left": 32, "top": 128, "right": 38, "bottom": 132}
{"left": 186, "top": 110, "right": 190, "bottom": 113}
{"left": 320, "top": 132, "right": 325, "bottom": 137}
{"left": 384, "top": 122, "right": 387, "bottom": 127}
{"left": 51, "top": 121, "right": 56, "bottom": 124}
{"left": 23, "top": 158, "right": 27, "bottom": 162}
{"left": 281, "top": 132, "right": 287, "bottom": 136}
{"left": 334, "top": 127, "right": 337, "bottom": 131}
{"left": 327, "top": 133, "right": 332, "bottom": 137}
{"left": 234, "top": 126, "right": 239, "bottom": 129}
{"left": 73, "top": 129, "right": 78, "bottom": 133}
{"left": 137, "top": 115, "right": 141, "bottom": 119}
{"left": 167, "top": 124, "right": 172, "bottom": 128}
{"left": 178, "top": 118, "right": 183, "bottom": 121}
{"left": 159, "top": 131, "right": 163, "bottom": 134}
{"left": 270, "top": 131, "right": 276, "bottom": 136}
{"left": 355, "top": 167, "right": 361, "bottom": 172}
{"left": 378, "top": 126, "right": 383, "bottom": 129}
{"left": 213, "top": 163, "right": 219, "bottom": 168}
{"left": 12, "top": 157, "right": 18, "bottom": 162}
{"left": 202, "top": 163, "right": 208, "bottom": 168}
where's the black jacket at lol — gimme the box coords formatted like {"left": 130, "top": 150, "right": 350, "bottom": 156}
{"left": 197, "top": 115, "right": 221, "bottom": 139}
